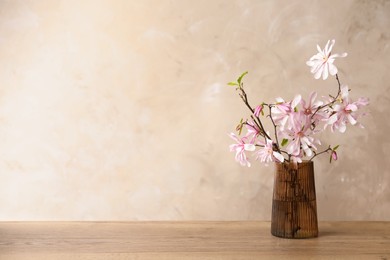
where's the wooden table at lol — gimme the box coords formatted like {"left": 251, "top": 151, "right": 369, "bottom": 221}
{"left": 0, "top": 222, "right": 389, "bottom": 259}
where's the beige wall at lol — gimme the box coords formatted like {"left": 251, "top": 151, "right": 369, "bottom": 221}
{"left": 0, "top": 0, "right": 389, "bottom": 220}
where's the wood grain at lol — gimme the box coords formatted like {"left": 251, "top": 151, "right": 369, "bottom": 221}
{"left": 272, "top": 161, "right": 318, "bottom": 238}
{"left": 0, "top": 222, "right": 389, "bottom": 259}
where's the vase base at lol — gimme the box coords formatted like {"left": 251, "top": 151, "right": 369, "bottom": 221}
{"left": 271, "top": 229, "right": 318, "bottom": 239}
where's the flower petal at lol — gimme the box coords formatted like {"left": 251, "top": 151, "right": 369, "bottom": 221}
{"left": 322, "top": 63, "right": 329, "bottom": 80}
{"left": 313, "top": 100, "right": 323, "bottom": 107}
{"left": 304, "top": 147, "right": 313, "bottom": 157}
{"left": 244, "top": 143, "right": 256, "bottom": 151}
{"left": 327, "top": 39, "right": 335, "bottom": 55}
{"left": 314, "top": 65, "right": 323, "bottom": 79}
{"left": 291, "top": 95, "right": 302, "bottom": 108}
{"left": 229, "top": 132, "right": 240, "bottom": 143}
{"left": 310, "top": 62, "right": 320, "bottom": 73}
{"left": 327, "top": 114, "right": 338, "bottom": 124}
{"left": 330, "top": 52, "right": 348, "bottom": 58}
{"left": 309, "top": 92, "right": 317, "bottom": 105}
{"left": 347, "top": 114, "right": 357, "bottom": 125}
{"left": 346, "top": 104, "right": 358, "bottom": 112}
{"left": 328, "top": 63, "right": 338, "bottom": 76}
{"left": 273, "top": 152, "right": 284, "bottom": 163}
{"left": 339, "top": 123, "right": 347, "bottom": 133}
{"left": 324, "top": 40, "right": 331, "bottom": 55}
{"left": 316, "top": 44, "right": 322, "bottom": 54}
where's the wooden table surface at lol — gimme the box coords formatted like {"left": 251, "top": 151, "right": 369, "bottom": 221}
{"left": 0, "top": 221, "right": 389, "bottom": 259}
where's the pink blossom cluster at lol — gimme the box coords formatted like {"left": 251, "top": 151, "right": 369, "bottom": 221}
{"left": 229, "top": 40, "right": 368, "bottom": 167}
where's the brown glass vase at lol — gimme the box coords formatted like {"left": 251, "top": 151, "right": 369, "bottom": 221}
{"left": 271, "top": 161, "right": 318, "bottom": 238}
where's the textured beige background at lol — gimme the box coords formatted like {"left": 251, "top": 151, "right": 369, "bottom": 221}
{"left": 0, "top": 0, "right": 389, "bottom": 220}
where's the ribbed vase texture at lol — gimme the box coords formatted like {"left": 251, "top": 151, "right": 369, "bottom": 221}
{"left": 271, "top": 161, "right": 318, "bottom": 238}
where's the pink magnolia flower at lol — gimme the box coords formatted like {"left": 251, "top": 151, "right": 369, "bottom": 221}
{"left": 271, "top": 95, "right": 301, "bottom": 130}
{"left": 229, "top": 133, "right": 256, "bottom": 167}
{"left": 326, "top": 85, "right": 369, "bottom": 133}
{"left": 306, "top": 39, "right": 347, "bottom": 80}
{"left": 255, "top": 138, "right": 284, "bottom": 164}
{"left": 300, "top": 92, "right": 325, "bottom": 122}
{"left": 281, "top": 113, "right": 320, "bottom": 157}
{"left": 244, "top": 120, "right": 262, "bottom": 142}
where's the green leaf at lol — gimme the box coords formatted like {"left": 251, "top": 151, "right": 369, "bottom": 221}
{"left": 227, "top": 82, "right": 238, "bottom": 86}
{"left": 237, "top": 71, "right": 248, "bottom": 85}
{"left": 333, "top": 145, "right": 340, "bottom": 151}
{"left": 281, "top": 138, "right": 288, "bottom": 146}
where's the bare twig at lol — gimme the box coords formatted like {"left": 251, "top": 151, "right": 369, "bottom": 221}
{"left": 267, "top": 104, "right": 281, "bottom": 154}
{"left": 310, "top": 73, "right": 343, "bottom": 120}
{"left": 237, "top": 84, "right": 272, "bottom": 142}
{"left": 309, "top": 146, "right": 332, "bottom": 161}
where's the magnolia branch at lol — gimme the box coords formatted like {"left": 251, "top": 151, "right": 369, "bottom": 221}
{"left": 227, "top": 40, "right": 368, "bottom": 166}
{"left": 237, "top": 84, "right": 272, "bottom": 142}
{"left": 309, "top": 146, "right": 332, "bottom": 161}
{"left": 311, "top": 73, "right": 343, "bottom": 121}
{"left": 267, "top": 105, "right": 282, "bottom": 154}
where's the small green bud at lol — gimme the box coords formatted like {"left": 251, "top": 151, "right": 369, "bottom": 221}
{"left": 281, "top": 139, "right": 288, "bottom": 146}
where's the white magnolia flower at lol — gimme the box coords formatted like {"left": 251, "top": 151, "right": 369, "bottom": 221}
{"left": 306, "top": 39, "right": 347, "bottom": 80}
